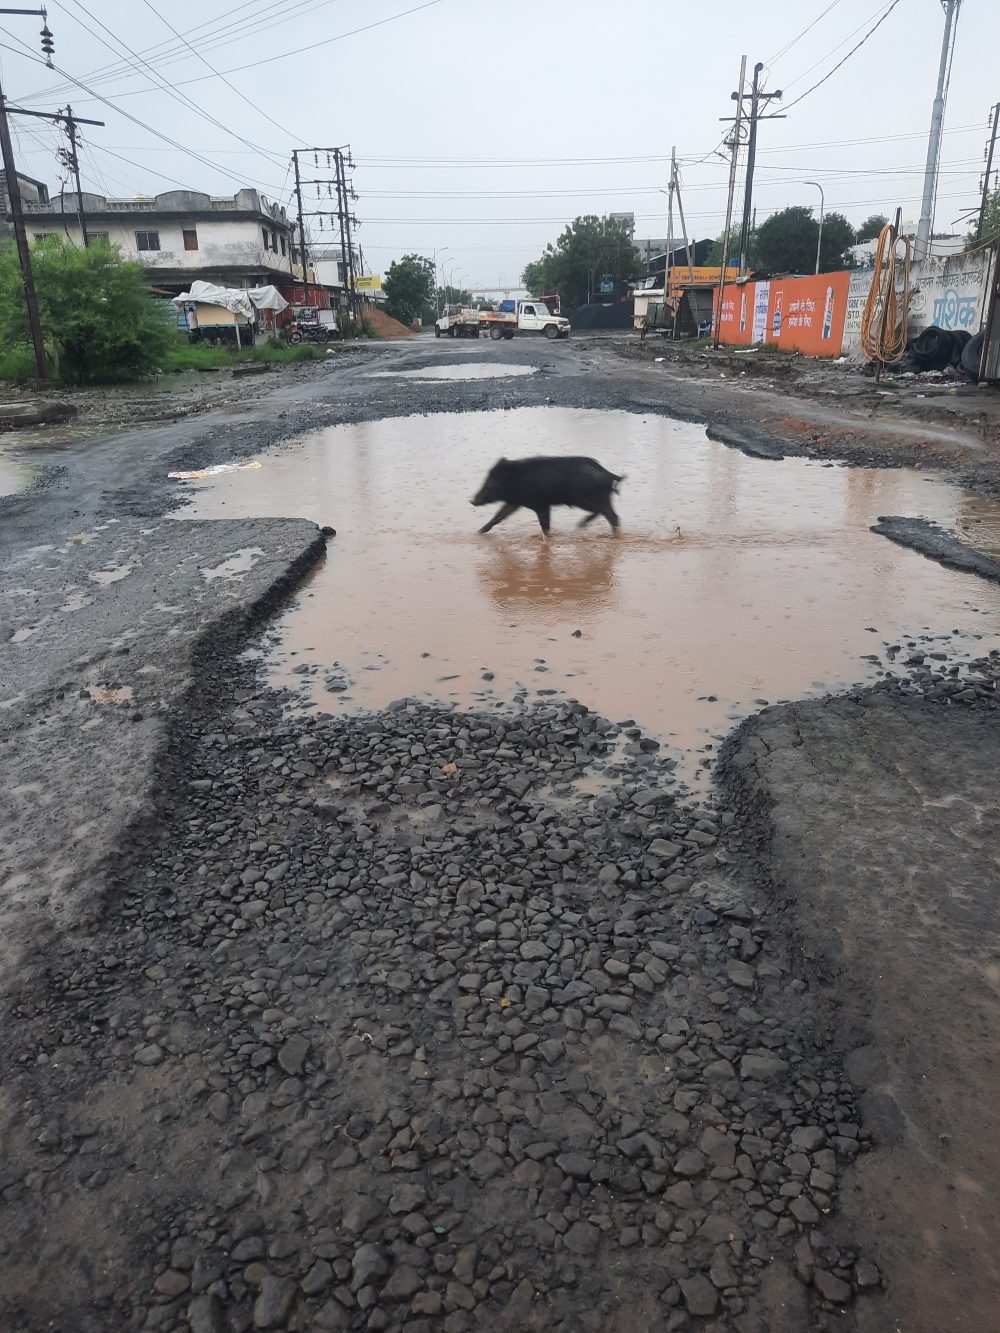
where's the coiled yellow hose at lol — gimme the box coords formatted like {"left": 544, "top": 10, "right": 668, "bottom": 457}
{"left": 860, "top": 222, "right": 911, "bottom": 366}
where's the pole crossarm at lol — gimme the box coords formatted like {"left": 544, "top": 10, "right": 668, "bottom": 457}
{"left": 5, "top": 106, "right": 103, "bottom": 125}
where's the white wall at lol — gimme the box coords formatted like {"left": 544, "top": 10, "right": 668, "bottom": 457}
{"left": 906, "top": 250, "right": 995, "bottom": 338}
{"left": 29, "top": 215, "right": 294, "bottom": 276}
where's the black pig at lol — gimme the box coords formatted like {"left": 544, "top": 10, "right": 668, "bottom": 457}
{"left": 472, "top": 455, "right": 622, "bottom": 535}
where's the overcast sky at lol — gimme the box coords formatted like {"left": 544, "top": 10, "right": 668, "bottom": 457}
{"left": 0, "top": 0, "right": 995, "bottom": 290}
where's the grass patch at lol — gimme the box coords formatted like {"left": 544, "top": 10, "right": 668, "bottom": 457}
{"left": 0, "top": 328, "right": 371, "bottom": 384}
{"left": 0, "top": 345, "right": 44, "bottom": 383}
{"left": 160, "top": 334, "right": 330, "bottom": 373}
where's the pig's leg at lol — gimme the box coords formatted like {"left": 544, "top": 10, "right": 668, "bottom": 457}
{"left": 479, "top": 502, "right": 519, "bottom": 534}
{"left": 598, "top": 500, "right": 620, "bottom": 532}
{"left": 533, "top": 506, "right": 551, "bottom": 537}
{"left": 577, "top": 512, "right": 599, "bottom": 528}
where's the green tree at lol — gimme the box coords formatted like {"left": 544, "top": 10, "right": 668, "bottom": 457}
{"left": 855, "top": 213, "right": 889, "bottom": 243}
{"left": 966, "top": 189, "right": 1000, "bottom": 249}
{"left": 382, "top": 253, "right": 436, "bottom": 326}
{"left": 521, "top": 215, "right": 643, "bottom": 309}
{"left": 754, "top": 205, "right": 856, "bottom": 274}
{"left": 704, "top": 228, "right": 750, "bottom": 268}
{"left": 0, "top": 236, "right": 171, "bottom": 382}
{"left": 437, "top": 284, "right": 471, "bottom": 308}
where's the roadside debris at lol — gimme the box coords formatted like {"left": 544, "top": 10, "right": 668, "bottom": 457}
{"left": 169, "top": 460, "right": 262, "bottom": 480}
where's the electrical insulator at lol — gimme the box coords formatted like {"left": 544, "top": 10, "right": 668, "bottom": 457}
{"left": 40, "top": 22, "right": 54, "bottom": 65}
{"left": 326, "top": 153, "right": 331, "bottom": 167}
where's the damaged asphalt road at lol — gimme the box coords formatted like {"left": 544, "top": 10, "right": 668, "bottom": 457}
{"left": 2, "top": 336, "right": 1000, "bottom": 1333}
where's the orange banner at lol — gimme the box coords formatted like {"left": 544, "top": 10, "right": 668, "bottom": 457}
{"left": 713, "top": 283, "right": 754, "bottom": 345}
{"left": 713, "top": 271, "right": 851, "bottom": 356}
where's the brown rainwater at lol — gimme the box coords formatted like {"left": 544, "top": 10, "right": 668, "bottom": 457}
{"left": 178, "top": 407, "right": 1000, "bottom": 782}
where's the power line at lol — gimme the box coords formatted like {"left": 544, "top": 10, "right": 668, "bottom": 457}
{"left": 763, "top": 0, "right": 843, "bottom": 67}
{"left": 338, "top": 192, "right": 976, "bottom": 226}
{"left": 39, "top": 0, "right": 445, "bottom": 100}
{"left": 33, "top": 0, "right": 335, "bottom": 101}
{"left": 782, "top": 0, "right": 904, "bottom": 110}
{"left": 136, "top": 0, "right": 299, "bottom": 141}
{"left": 0, "top": 32, "right": 290, "bottom": 192}
{"left": 52, "top": 0, "right": 290, "bottom": 170}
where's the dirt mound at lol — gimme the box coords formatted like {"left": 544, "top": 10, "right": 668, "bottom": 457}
{"left": 362, "top": 307, "right": 413, "bottom": 338}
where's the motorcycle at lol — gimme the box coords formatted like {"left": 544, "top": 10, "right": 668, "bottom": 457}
{"left": 287, "top": 320, "right": 334, "bottom": 346}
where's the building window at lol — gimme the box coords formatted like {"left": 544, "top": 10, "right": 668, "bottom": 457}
{"left": 136, "top": 231, "right": 160, "bottom": 251}
{"left": 270, "top": 229, "right": 277, "bottom": 251}
{"left": 91, "top": 232, "right": 109, "bottom": 245}
{"left": 33, "top": 233, "right": 53, "bottom": 242}
{"left": 279, "top": 234, "right": 286, "bottom": 256}
{"left": 182, "top": 228, "right": 198, "bottom": 251}
{"left": 262, "top": 227, "right": 270, "bottom": 250}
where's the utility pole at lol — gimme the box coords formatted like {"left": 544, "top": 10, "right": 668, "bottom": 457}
{"left": 714, "top": 55, "right": 746, "bottom": 351}
{"left": 666, "top": 148, "right": 695, "bottom": 336}
{"left": 332, "top": 153, "right": 351, "bottom": 321}
{"left": 737, "top": 62, "right": 784, "bottom": 278}
{"left": 64, "top": 105, "right": 87, "bottom": 246}
{"left": 336, "top": 148, "right": 361, "bottom": 321}
{"left": 292, "top": 149, "right": 307, "bottom": 282}
{"left": 5, "top": 102, "right": 103, "bottom": 250}
{"left": 0, "top": 6, "right": 57, "bottom": 380}
{"left": 916, "top": 0, "right": 961, "bottom": 260}
{"left": 976, "top": 102, "right": 1000, "bottom": 242}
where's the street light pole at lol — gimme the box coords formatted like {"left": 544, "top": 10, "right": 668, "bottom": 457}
{"left": 916, "top": 0, "right": 960, "bottom": 260}
{"left": 805, "top": 180, "right": 824, "bottom": 274}
{"left": 433, "top": 246, "right": 449, "bottom": 317}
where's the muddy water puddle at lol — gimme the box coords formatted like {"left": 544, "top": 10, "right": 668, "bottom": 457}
{"left": 179, "top": 407, "right": 1000, "bottom": 782}
{"left": 0, "top": 453, "right": 44, "bottom": 497}
{"left": 366, "top": 364, "right": 537, "bottom": 381}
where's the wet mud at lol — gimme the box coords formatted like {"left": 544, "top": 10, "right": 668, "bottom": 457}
{"left": 181, "top": 406, "right": 1000, "bottom": 781}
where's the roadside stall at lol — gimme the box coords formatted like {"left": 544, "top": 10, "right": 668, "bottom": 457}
{"left": 171, "top": 280, "right": 288, "bottom": 348}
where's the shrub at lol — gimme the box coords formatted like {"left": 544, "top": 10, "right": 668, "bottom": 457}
{"left": 0, "top": 237, "right": 173, "bottom": 383}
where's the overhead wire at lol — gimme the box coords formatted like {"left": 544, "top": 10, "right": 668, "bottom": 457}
{"left": 52, "top": 0, "right": 290, "bottom": 170}
{"left": 31, "top": 0, "right": 336, "bottom": 100}
{"left": 136, "top": 0, "right": 300, "bottom": 140}
{"left": 781, "top": 0, "right": 904, "bottom": 111}
{"left": 0, "top": 32, "right": 289, "bottom": 192}
{"left": 763, "top": 0, "right": 843, "bottom": 67}
{"left": 36, "top": 0, "right": 445, "bottom": 99}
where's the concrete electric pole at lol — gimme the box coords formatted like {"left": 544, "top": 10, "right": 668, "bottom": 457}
{"left": 713, "top": 55, "right": 747, "bottom": 351}
{"left": 0, "top": 7, "right": 56, "bottom": 380}
{"left": 916, "top": 0, "right": 961, "bottom": 260}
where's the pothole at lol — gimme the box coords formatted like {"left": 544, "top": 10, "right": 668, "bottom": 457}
{"left": 179, "top": 406, "right": 1000, "bottom": 781}
{"left": 365, "top": 364, "right": 538, "bottom": 381}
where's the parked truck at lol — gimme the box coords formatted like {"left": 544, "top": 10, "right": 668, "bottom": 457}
{"left": 479, "top": 298, "right": 570, "bottom": 340}
{"left": 434, "top": 305, "right": 481, "bottom": 338}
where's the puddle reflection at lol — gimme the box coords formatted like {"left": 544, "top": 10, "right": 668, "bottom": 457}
{"left": 477, "top": 537, "right": 624, "bottom": 616}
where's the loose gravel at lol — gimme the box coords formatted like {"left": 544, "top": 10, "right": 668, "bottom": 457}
{"left": 0, "top": 610, "right": 896, "bottom": 1333}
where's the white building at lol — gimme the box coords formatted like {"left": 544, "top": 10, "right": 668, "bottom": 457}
{"left": 12, "top": 187, "right": 305, "bottom": 294}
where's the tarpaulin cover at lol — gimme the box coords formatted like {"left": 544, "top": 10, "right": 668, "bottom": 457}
{"left": 171, "top": 280, "right": 288, "bottom": 319}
